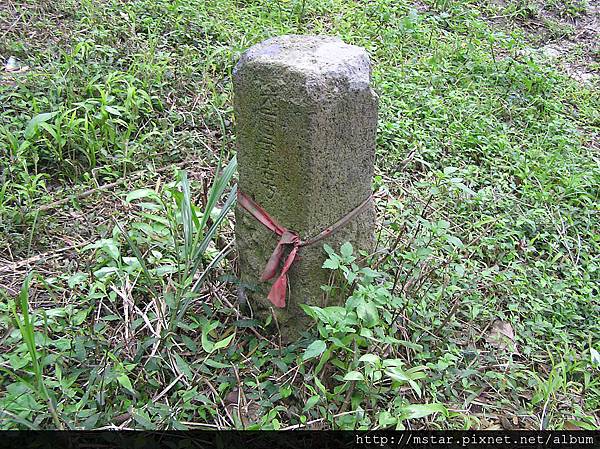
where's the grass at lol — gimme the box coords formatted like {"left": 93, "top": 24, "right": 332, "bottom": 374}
{"left": 1, "top": 0, "right": 599, "bottom": 430}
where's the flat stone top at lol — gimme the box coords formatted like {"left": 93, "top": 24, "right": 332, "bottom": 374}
{"left": 235, "top": 35, "right": 371, "bottom": 84}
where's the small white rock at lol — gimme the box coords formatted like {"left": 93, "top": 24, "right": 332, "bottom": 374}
{"left": 5, "top": 56, "right": 20, "bottom": 72}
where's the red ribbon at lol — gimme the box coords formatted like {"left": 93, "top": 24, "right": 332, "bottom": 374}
{"left": 238, "top": 191, "right": 372, "bottom": 308}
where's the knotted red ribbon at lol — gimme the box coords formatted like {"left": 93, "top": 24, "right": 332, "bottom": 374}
{"left": 238, "top": 191, "right": 372, "bottom": 308}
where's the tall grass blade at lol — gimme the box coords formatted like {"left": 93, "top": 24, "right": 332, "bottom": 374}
{"left": 114, "top": 219, "right": 153, "bottom": 284}
{"left": 177, "top": 241, "right": 235, "bottom": 321}
{"left": 197, "top": 155, "right": 237, "bottom": 241}
{"left": 10, "top": 274, "right": 64, "bottom": 429}
{"left": 188, "top": 183, "right": 237, "bottom": 282}
{"left": 11, "top": 274, "right": 42, "bottom": 389}
{"left": 180, "top": 171, "right": 195, "bottom": 260}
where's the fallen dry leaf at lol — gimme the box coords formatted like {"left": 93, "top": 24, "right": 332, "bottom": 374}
{"left": 224, "top": 388, "right": 261, "bottom": 428}
{"left": 487, "top": 319, "right": 517, "bottom": 351}
{"left": 564, "top": 421, "right": 583, "bottom": 430}
{"left": 500, "top": 414, "right": 518, "bottom": 429}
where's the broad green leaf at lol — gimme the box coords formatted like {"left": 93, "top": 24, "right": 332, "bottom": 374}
{"left": 132, "top": 409, "right": 155, "bottom": 429}
{"left": 357, "top": 301, "right": 378, "bottom": 327}
{"left": 280, "top": 385, "right": 292, "bottom": 399}
{"left": 125, "top": 189, "right": 159, "bottom": 203}
{"left": 83, "top": 239, "right": 119, "bottom": 260}
{"left": 314, "top": 376, "right": 327, "bottom": 394}
{"left": 359, "top": 267, "right": 379, "bottom": 279}
{"left": 93, "top": 267, "right": 118, "bottom": 278}
{"left": 443, "top": 166, "right": 458, "bottom": 176}
{"left": 9, "top": 352, "right": 29, "bottom": 370}
{"left": 385, "top": 367, "right": 410, "bottom": 382}
{"left": 212, "top": 333, "right": 235, "bottom": 352}
{"left": 446, "top": 235, "right": 463, "bottom": 248}
{"left": 173, "top": 353, "right": 194, "bottom": 380}
{"left": 340, "top": 242, "right": 353, "bottom": 258}
{"left": 378, "top": 410, "right": 397, "bottom": 427}
{"left": 67, "top": 272, "right": 88, "bottom": 288}
{"left": 343, "top": 371, "right": 364, "bottom": 381}
{"left": 104, "top": 105, "right": 121, "bottom": 116}
{"left": 303, "top": 395, "right": 320, "bottom": 412}
{"left": 72, "top": 309, "right": 88, "bottom": 326}
{"left": 402, "top": 403, "right": 447, "bottom": 420}
{"left": 116, "top": 373, "right": 135, "bottom": 394}
{"left": 303, "top": 340, "right": 326, "bottom": 361}
{"left": 323, "top": 244, "right": 336, "bottom": 256}
{"left": 456, "top": 182, "right": 476, "bottom": 196}
{"left": 359, "top": 354, "right": 380, "bottom": 365}
{"left": 314, "top": 347, "right": 333, "bottom": 375}
{"left": 201, "top": 332, "right": 214, "bottom": 354}
{"left": 382, "top": 358, "right": 405, "bottom": 368}
{"left": 233, "top": 319, "right": 261, "bottom": 328}
{"left": 181, "top": 335, "right": 197, "bottom": 351}
{"left": 204, "top": 359, "right": 230, "bottom": 369}
{"left": 24, "top": 112, "right": 59, "bottom": 139}
{"left": 322, "top": 258, "right": 340, "bottom": 270}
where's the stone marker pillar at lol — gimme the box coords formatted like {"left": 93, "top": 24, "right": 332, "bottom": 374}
{"left": 234, "top": 35, "right": 377, "bottom": 335}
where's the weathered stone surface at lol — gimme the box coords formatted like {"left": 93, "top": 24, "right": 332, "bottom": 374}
{"left": 234, "top": 35, "right": 377, "bottom": 335}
